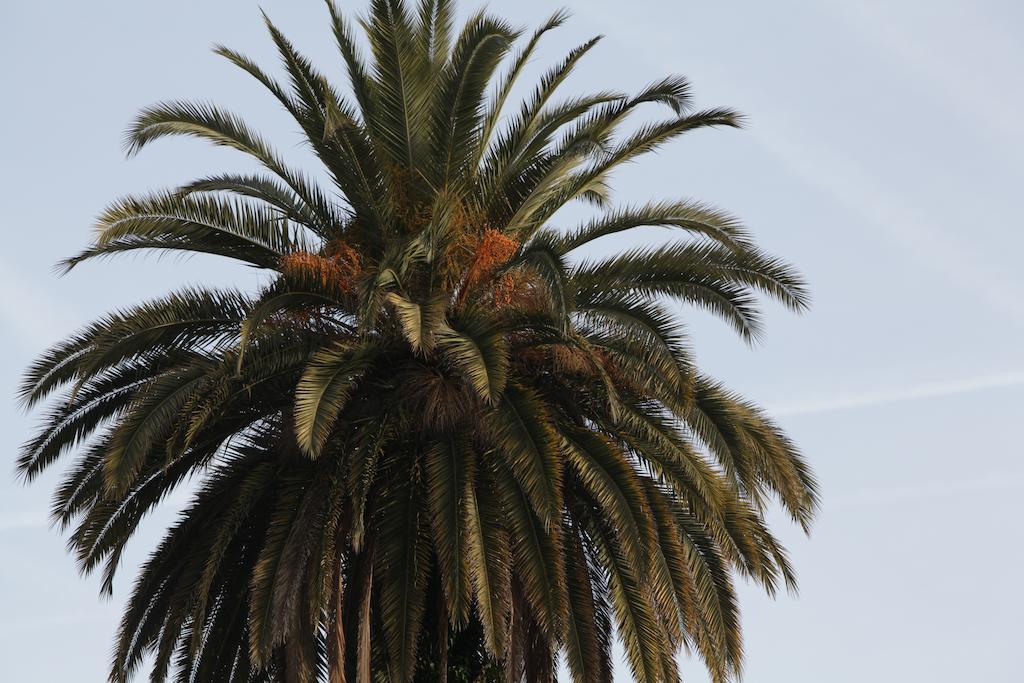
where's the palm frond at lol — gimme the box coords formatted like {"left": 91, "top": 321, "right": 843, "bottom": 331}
{"left": 294, "top": 341, "right": 379, "bottom": 457}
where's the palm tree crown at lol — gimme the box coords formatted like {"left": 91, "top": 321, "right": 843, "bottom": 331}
{"left": 19, "top": 2, "right": 818, "bottom": 682}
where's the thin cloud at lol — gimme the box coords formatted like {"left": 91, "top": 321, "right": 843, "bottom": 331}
{"left": 827, "top": 470, "right": 1024, "bottom": 511}
{"left": 751, "top": 125, "right": 1024, "bottom": 321}
{"left": 768, "top": 369, "right": 1024, "bottom": 417}
{"left": 584, "top": 0, "right": 1024, "bottom": 322}
{"left": 827, "top": 1, "right": 1024, "bottom": 147}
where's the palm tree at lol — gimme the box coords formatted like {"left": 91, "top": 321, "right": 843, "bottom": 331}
{"left": 18, "top": 2, "right": 818, "bottom": 682}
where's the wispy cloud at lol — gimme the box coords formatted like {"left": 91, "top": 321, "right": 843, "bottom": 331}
{"left": 768, "top": 369, "right": 1024, "bottom": 417}
{"left": 584, "top": 0, "right": 1024, "bottom": 322}
{"left": 826, "top": 1, "right": 1024, "bottom": 147}
{"left": 748, "top": 127, "right": 1024, "bottom": 321}
{"left": 827, "top": 469, "right": 1024, "bottom": 512}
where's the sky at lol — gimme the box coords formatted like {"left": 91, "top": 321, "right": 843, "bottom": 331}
{"left": 2, "top": 1, "right": 1023, "bottom": 681}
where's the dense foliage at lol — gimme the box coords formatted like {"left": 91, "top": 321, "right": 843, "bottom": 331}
{"left": 19, "top": 2, "right": 818, "bottom": 682}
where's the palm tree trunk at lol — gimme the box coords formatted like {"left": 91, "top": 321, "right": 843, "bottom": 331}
{"left": 328, "top": 563, "right": 348, "bottom": 683}
{"left": 341, "top": 541, "right": 375, "bottom": 683}
{"left": 285, "top": 640, "right": 305, "bottom": 683}
{"left": 355, "top": 568, "right": 373, "bottom": 683}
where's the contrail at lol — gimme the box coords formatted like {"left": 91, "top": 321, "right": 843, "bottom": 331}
{"left": 583, "top": 0, "right": 1024, "bottom": 322}
{"left": 825, "top": 0, "right": 1023, "bottom": 148}
{"left": 749, "top": 127, "right": 1024, "bottom": 321}
{"left": 827, "top": 470, "right": 1024, "bottom": 512}
{"left": 768, "top": 369, "right": 1024, "bottom": 417}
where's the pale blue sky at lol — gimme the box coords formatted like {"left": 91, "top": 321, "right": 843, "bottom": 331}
{"left": 3, "top": 1, "right": 1023, "bottom": 681}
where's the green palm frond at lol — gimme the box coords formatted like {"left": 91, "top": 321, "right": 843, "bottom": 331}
{"left": 464, "top": 459, "right": 513, "bottom": 657}
{"left": 436, "top": 315, "right": 510, "bottom": 404}
{"left": 473, "top": 10, "right": 571, "bottom": 173}
{"left": 294, "top": 341, "right": 379, "bottom": 457}
{"left": 376, "top": 462, "right": 431, "bottom": 683}
{"left": 424, "top": 437, "right": 473, "bottom": 626}
{"left": 547, "top": 199, "right": 751, "bottom": 254}
{"left": 429, "top": 12, "right": 517, "bottom": 191}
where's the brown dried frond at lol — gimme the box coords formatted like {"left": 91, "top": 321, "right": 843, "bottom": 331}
{"left": 445, "top": 201, "right": 484, "bottom": 240}
{"left": 386, "top": 164, "right": 433, "bottom": 232}
{"left": 460, "top": 229, "right": 520, "bottom": 303}
{"left": 551, "top": 345, "right": 597, "bottom": 376}
{"left": 399, "top": 362, "right": 479, "bottom": 432}
{"left": 280, "top": 241, "right": 362, "bottom": 294}
{"left": 436, "top": 202, "right": 485, "bottom": 286}
{"left": 280, "top": 251, "right": 339, "bottom": 285}
{"left": 592, "top": 346, "right": 645, "bottom": 397}
{"left": 324, "top": 240, "right": 363, "bottom": 292}
{"left": 492, "top": 270, "right": 539, "bottom": 309}
{"left": 517, "top": 346, "right": 550, "bottom": 368}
